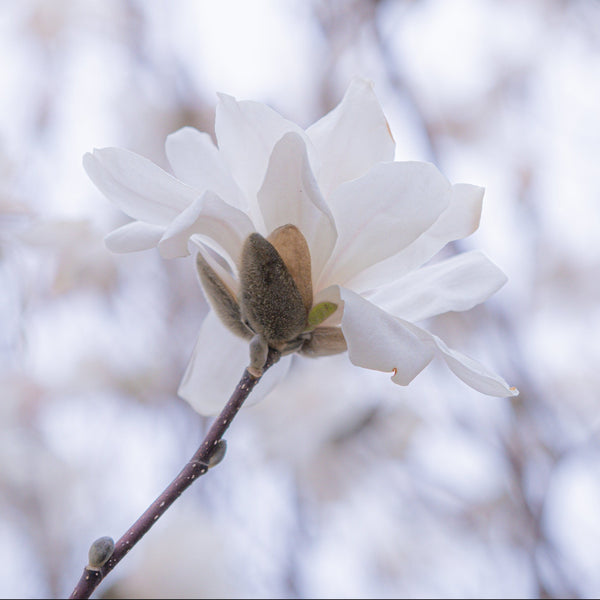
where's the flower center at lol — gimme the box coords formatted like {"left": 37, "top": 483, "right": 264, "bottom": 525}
{"left": 195, "top": 223, "right": 346, "bottom": 378}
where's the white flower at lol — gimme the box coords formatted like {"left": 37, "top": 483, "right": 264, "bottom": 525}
{"left": 83, "top": 78, "right": 518, "bottom": 415}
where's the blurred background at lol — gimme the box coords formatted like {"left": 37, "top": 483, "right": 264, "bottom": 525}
{"left": 2, "top": 0, "right": 600, "bottom": 597}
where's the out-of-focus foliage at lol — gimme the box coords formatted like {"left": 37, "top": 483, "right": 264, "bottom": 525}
{"left": 2, "top": 0, "right": 599, "bottom": 598}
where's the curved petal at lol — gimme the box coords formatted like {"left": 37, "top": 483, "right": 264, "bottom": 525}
{"left": 178, "top": 311, "right": 292, "bottom": 416}
{"left": 158, "top": 190, "right": 255, "bottom": 264}
{"left": 307, "top": 77, "right": 396, "bottom": 198}
{"left": 433, "top": 334, "right": 518, "bottom": 397}
{"left": 165, "top": 127, "right": 246, "bottom": 210}
{"left": 104, "top": 221, "right": 166, "bottom": 253}
{"left": 368, "top": 250, "right": 507, "bottom": 322}
{"left": 318, "top": 161, "right": 450, "bottom": 289}
{"left": 405, "top": 322, "right": 518, "bottom": 397}
{"left": 349, "top": 183, "right": 484, "bottom": 292}
{"left": 338, "top": 287, "right": 434, "bottom": 385}
{"left": 257, "top": 132, "right": 337, "bottom": 283}
{"left": 83, "top": 148, "right": 198, "bottom": 225}
{"left": 215, "top": 94, "right": 312, "bottom": 226}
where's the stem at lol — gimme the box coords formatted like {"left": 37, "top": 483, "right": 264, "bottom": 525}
{"left": 69, "top": 349, "right": 280, "bottom": 599}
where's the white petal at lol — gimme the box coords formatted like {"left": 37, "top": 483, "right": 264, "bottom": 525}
{"left": 434, "top": 335, "right": 518, "bottom": 397}
{"left": 318, "top": 161, "right": 450, "bottom": 289}
{"left": 338, "top": 287, "right": 434, "bottom": 384}
{"left": 165, "top": 127, "right": 246, "bottom": 209}
{"left": 350, "top": 183, "right": 484, "bottom": 292}
{"left": 257, "top": 132, "right": 337, "bottom": 283}
{"left": 178, "top": 312, "right": 292, "bottom": 416}
{"left": 307, "top": 77, "right": 396, "bottom": 198}
{"left": 158, "top": 190, "right": 255, "bottom": 263}
{"left": 104, "top": 221, "right": 166, "bottom": 253}
{"left": 422, "top": 330, "right": 519, "bottom": 398}
{"left": 83, "top": 148, "right": 199, "bottom": 225}
{"left": 215, "top": 94, "right": 311, "bottom": 225}
{"left": 407, "top": 325, "right": 518, "bottom": 397}
{"left": 369, "top": 250, "right": 507, "bottom": 322}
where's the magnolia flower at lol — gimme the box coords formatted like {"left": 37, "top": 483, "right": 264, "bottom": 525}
{"left": 84, "top": 78, "right": 517, "bottom": 415}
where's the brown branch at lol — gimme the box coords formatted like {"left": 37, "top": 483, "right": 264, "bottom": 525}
{"left": 69, "top": 348, "right": 281, "bottom": 599}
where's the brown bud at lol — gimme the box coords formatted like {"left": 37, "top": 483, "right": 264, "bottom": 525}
{"left": 239, "top": 232, "right": 308, "bottom": 346}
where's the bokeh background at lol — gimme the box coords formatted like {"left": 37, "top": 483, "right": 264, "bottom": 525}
{"left": 2, "top": 0, "right": 600, "bottom": 598}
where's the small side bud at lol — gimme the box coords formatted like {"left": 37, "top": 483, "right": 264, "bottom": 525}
{"left": 208, "top": 439, "right": 227, "bottom": 468}
{"left": 87, "top": 536, "right": 114, "bottom": 570}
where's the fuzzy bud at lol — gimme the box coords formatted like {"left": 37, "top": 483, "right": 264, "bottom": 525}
{"left": 87, "top": 536, "right": 114, "bottom": 570}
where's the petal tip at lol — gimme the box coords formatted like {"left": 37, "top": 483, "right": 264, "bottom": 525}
{"left": 82, "top": 151, "right": 96, "bottom": 170}
{"left": 389, "top": 366, "right": 404, "bottom": 385}
{"left": 216, "top": 91, "right": 236, "bottom": 104}
{"left": 103, "top": 234, "right": 122, "bottom": 253}
{"left": 350, "top": 76, "right": 374, "bottom": 89}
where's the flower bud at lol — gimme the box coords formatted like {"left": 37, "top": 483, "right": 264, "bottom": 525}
{"left": 87, "top": 536, "right": 114, "bottom": 570}
{"left": 207, "top": 439, "right": 227, "bottom": 468}
{"left": 239, "top": 232, "right": 307, "bottom": 346}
